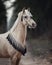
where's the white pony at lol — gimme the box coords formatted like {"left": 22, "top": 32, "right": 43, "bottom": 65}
{"left": 0, "top": 8, "right": 37, "bottom": 65}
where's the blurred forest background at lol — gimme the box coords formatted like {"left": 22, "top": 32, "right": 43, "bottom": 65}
{"left": 0, "top": 0, "right": 52, "bottom": 57}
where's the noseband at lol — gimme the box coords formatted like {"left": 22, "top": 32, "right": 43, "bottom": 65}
{"left": 7, "top": 34, "right": 27, "bottom": 56}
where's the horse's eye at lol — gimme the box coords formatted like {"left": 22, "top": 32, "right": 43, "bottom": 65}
{"left": 24, "top": 16, "right": 27, "bottom": 18}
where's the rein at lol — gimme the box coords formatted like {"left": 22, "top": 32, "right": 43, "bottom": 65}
{"left": 7, "top": 34, "right": 27, "bottom": 56}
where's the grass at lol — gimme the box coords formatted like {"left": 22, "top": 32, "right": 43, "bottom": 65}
{"left": 27, "top": 38, "right": 52, "bottom": 57}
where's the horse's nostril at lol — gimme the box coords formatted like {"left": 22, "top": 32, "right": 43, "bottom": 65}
{"left": 32, "top": 23, "right": 35, "bottom": 27}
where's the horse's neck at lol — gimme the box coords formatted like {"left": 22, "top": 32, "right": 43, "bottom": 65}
{"left": 10, "top": 18, "right": 19, "bottom": 32}
{"left": 12, "top": 22, "right": 27, "bottom": 45}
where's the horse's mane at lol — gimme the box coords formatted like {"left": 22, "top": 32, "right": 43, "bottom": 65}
{"left": 10, "top": 17, "right": 19, "bottom": 32}
{"left": 11, "top": 11, "right": 22, "bottom": 32}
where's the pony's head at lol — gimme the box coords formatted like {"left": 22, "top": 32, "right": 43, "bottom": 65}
{"left": 18, "top": 8, "right": 37, "bottom": 28}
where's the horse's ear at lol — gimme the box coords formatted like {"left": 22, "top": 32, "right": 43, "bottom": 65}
{"left": 28, "top": 8, "right": 30, "bottom": 11}
{"left": 22, "top": 7, "right": 25, "bottom": 13}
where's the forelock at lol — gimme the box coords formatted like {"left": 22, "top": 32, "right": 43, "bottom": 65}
{"left": 18, "top": 9, "right": 32, "bottom": 17}
{"left": 25, "top": 9, "right": 32, "bottom": 16}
